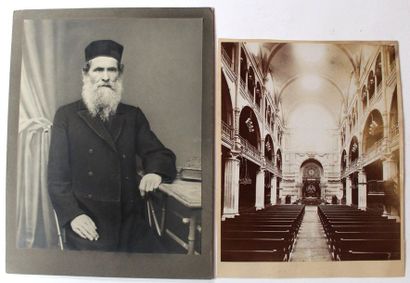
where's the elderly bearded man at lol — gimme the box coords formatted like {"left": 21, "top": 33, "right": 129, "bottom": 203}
{"left": 48, "top": 40, "right": 177, "bottom": 252}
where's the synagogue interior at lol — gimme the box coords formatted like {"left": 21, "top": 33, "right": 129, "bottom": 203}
{"left": 220, "top": 42, "right": 402, "bottom": 261}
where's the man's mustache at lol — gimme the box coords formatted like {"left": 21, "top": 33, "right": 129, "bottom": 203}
{"left": 97, "top": 83, "right": 114, "bottom": 89}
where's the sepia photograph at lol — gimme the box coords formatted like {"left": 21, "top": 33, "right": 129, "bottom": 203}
{"left": 217, "top": 40, "right": 404, "bottom": 276}
{"left": 6, "top": 8, "right": 214, "bottom": 279}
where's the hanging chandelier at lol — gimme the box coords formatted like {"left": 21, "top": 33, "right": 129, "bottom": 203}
{"left": 368, "top": 113, "right": 379, "bottom": 136}
{"left": 239, "top": 158, "right": 252, "bottom": 185}
{"left": 245, "top": 116, "right": 254, "bottom": 133}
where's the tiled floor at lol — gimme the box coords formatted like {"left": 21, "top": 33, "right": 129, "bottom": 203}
{"left": 290, "top": 205, "right": 333, "bottom": 262}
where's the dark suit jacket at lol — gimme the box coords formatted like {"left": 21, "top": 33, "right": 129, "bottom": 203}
{"left": 47, "top": 100, "right": 176, "bottom": 250}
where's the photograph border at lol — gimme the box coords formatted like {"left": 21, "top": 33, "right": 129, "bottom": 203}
{"left": 6, "top": 8, "right": 214, "bottom": 279}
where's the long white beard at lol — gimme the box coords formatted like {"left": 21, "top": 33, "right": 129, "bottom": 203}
{"left": 81, "top": 75, "right": 123, "bottom": 121}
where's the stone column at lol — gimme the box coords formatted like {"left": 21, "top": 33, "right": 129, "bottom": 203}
{"left": 222, "top": 155, "right": 240, "bottom": 219}
{"left": 346, "top": 176, "right": 352, "bottom": 206}
{"left": 358, "top": 169, "right": 367, "bottom": 210}
{"left": 270, "top": 176, "right": 277, "bottom": 205}
{"left": 383, "top": 154, "right": 398, "bottom": 182}
{"left": 255, "top": 169, "right": 265, "bottom": 210}
{"left": 278, "top": 179, "right": 285, "bottom": 204}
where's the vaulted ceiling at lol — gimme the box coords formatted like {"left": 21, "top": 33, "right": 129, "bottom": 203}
{"left": 246, "top": 42, "right": 379, "bottom": 128}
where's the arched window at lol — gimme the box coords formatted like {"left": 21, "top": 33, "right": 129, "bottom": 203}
{"left": 390, "top": 88, "right": 399, "bottom": 137}
{"left": 341, "top": 150, "right": 347, "bottom": 172}
{"left": 376, "top": 53, "right": 382, "bottom": 88}
{"left": 240, "top": 48, "right": 247, "bottom": 83}
{"left": 255, "top": 82, "right": 262, "bottom": 109}
{"left": 368, "top": 71, "right": 375, "bottom": 101}
{"left": 276, "top": 149, "right": 282, "bottom": 171}
{"left": 247, "top": 66, "right": 255, "bottom": 96}
{"left": 388, "top": 46, "right": 396, "bottom": 71}
{"left": 239, "top": 106, "right": 260, "bottom": 149}
{"left": 349, "top": 136, "right": 359, "bottom": 163}
{"left": 265, "top": 135, "right": 274, "bottom": 161}
{"left": 362, "top": 85, "right": 368, "bottom": 110}
{"left": 363, "top": 110, "right": 384, "bottom": 153}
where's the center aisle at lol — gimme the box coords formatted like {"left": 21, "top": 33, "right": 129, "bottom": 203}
{"left": 290, "top": 205, "right": 332, "bottom": 262}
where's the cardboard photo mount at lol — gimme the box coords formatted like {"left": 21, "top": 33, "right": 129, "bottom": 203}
{"left": 6, "top": 8, "right": 214, "bottom": 279}
{"left": 216, "top": 39, "right": 405, "bottom": 278}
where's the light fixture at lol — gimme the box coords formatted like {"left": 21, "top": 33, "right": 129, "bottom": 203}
{"left": 266, "top": 140, "right": 271, "bottom": 151}
{"left": 351, "top": 143, "right": 358, "bottom": 153}
{"left": 239, "top": 158, "right": 252, "bottom": 185}
{"left": 245, "top": 117, "right": 254, "bottom": 133}
{"left": 368, "top": 113, "right": 379, "bottom": 136}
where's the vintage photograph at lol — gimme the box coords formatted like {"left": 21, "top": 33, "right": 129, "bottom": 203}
{"left": 218, "top": 40, "right": 404, "bottom": 270}
{"left": 6, "top": 9, "right": 214, "bottom": 279}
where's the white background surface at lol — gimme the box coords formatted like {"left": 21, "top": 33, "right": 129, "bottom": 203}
{"left": 1, "top": 0, "right": 409, "bottom": 282}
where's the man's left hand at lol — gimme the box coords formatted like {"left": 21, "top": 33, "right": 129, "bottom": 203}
{"left": 139, "top": 173, "right": 162, "bottom": 197}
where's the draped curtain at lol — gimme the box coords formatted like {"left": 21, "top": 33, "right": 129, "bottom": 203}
{"left": 16, "top": 20, "right": 62, "bottom": 248}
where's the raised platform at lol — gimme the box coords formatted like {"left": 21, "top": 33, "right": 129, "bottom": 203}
{"left": 300, "top": 197, "right": 323, "bottom": 206}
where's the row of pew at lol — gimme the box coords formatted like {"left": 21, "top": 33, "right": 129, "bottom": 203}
{"left": 318, "top": 205, "right": 400, "bottom": 260}
{"left": 221, "top": 205, "right": 305, "bottom": 261}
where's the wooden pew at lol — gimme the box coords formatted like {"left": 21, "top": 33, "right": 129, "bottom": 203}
{"left": 222, "top": 238, "right": 289, "bottom": 260}
{"left": 317, "top": 205, "right": 400, "bottom": 261}
{"left": 222, "top": 249, "right": 285, "bottom": 261}
{"left": 335, "top": 238, "right": 400, "bottom": 261}
{"left": 221, "top": 205, "right": 305, "bottom": 261}
{"left": 330, "top": 231, "right": 400, "bottom": 255}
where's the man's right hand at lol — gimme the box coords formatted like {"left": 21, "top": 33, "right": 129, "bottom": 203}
{"left": 70, "top": 214, "right": 99, "bottom": 241}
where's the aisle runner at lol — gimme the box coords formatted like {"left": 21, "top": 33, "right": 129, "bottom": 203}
{"left": 290, "top": 205, "right": 332, "bottom": 262}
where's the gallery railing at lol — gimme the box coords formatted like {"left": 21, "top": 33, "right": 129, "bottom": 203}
{"left": 362, "top": 138, "right": 385, "bottom": 166}
{"left": 265, "top": 160, "right": 275, "bottom": 173}
{"left": 390, "top": 122, "right": 400, "bottom": 145}
{"left": 221, "top": 47, "right": 233, "bottom": 69}
{"left": 238, "top": 135, "right": 261, "bottom": 165}
{"left": 221, "top": 49, "right": 237, "bottom": 83}
{"left": 221, "top": 121, "right": 234, "bottom": 147}
{"left": 344, "top": 159, "right": 359, "bottom": 176}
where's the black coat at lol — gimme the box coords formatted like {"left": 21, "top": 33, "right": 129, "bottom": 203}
{"left": 47, "top": 100, "right": 176, "bottom": 251}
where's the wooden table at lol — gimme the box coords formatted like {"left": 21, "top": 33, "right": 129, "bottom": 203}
{"left": 146, "top": 179, "right": 201, "bottom": 255}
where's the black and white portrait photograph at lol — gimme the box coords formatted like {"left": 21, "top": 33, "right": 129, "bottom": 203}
{"left": 217, "top": 40, "right": 405, "bottom": 276}
{"left": 6, "top": 8, "right": 214, "bottom": 279}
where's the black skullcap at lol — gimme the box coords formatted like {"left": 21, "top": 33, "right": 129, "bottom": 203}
{"left": 85, "top": 40, "right": 124, "bottom": 62}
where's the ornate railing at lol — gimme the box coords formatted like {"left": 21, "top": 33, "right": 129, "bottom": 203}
{"left": 221, "top": 48, "right": 236, "bottom": 83}
{"left": 362, "top": 138, "right": 385, "bottom": 166}
{"left": 221, "top": 121, "right": 234, "bottom": 146}
{"left": 390, "top": 123, "right": 400, "bottom": 148}
{"left": 239, "top": 78, "right": 253, "bottom": 104}
{"left": 275, "top": 168, "right": 283, "bottom": 178}
{"left": 265, "top": 161, "right": 275, "bottom": 173}
{"left": 238, "top": 136, "right": 262, "bottom": 165}
{"left": 387, "top": 60, "right": 397, "bottom": 86}
{"left": 390, "top": 122, "right": 399, "bottom": 137}
{"left": 369, "top": 92, "right": 376, "bottom": 105}
{"left": 344, "top": 159, "right": 359, "bottom": 176}
{"left": 221, "top": 47, "right": 233, "bottom": 69}
{"left": 376, "top": 83, "right": 382, "bottom": 98}
{"left": 390, "top": 60, "right": 396, "bottom": 73}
